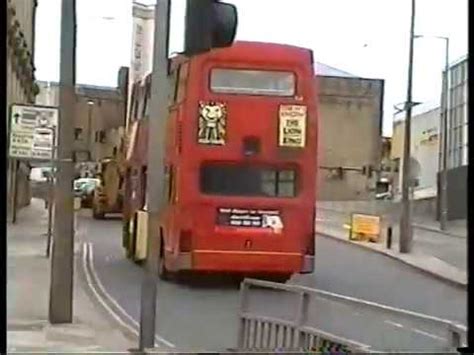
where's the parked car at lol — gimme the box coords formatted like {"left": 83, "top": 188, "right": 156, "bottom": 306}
{"left": 74, "top": 178, "right": 100, "bottom": 208}
{"left": 375, "top": 191, "right": 392, "bottom": 200}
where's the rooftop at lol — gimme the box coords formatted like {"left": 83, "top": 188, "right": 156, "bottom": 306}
{"left": 133, "top": 1, "right": 154, "bottom": 19}
{"left": 393, "top": 100, "right": 441, "bottom": 123}
{"left": 37, "top": 81, "right": 122, "bottom": 101}
{"left": 316, "top": 62, "right": 357, "bottom": 78}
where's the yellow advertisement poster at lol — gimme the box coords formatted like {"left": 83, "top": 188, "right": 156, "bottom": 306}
{"left": 278, "top": 105, "right": 307, "bottom": 148}
{"left": 350, "top": 213, "right": 381, "bottom": 242}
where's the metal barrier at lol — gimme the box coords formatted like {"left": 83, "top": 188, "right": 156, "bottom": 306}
{"left": 237, "top": 278, "right": 467, "bottom": 353}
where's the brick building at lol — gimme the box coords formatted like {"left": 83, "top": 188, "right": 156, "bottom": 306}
{"left": 7, "top": 0, "right": 39, "bottom": 211}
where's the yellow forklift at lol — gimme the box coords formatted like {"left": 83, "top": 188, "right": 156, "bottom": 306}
{"left": 92, "top": 158, "right": 124, "bottom": 219}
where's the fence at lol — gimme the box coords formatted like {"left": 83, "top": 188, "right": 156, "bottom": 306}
{"left": 237, "top": 278, "right": 467, "bottom": 353}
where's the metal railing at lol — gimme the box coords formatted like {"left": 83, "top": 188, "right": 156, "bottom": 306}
{"left": 237, "top": 278, "right": 467, "bottom": 353}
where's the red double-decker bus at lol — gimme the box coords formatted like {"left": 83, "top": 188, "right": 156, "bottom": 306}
{"left": 123, "top": 41, "right": 318, "bottom": 282}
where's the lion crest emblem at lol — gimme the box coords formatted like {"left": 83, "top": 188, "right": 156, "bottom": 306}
{"left": 198, "top": 101, "right": 227, "bottom": 145}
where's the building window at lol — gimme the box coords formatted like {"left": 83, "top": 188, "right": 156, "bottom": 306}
{"left": 74, "top": 128, "right": 83, "bottom": 141}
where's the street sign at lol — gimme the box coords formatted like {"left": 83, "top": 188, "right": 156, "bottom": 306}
{"left": 9, "top": 104, "right": 59, "bottom": 161}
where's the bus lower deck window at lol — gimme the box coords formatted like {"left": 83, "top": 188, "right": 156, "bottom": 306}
{"left": 200, "top": 164, "right": 297, "bottom": 197}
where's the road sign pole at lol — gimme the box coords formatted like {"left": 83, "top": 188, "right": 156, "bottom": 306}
{"left": 46, "top": 129, "right": 57, "bottom": 258}
{"left": 439, "top": 38, "right": 450, "bottom": 231}
{"left": 48, "top": 0, "right": 77, "bottom": 324}
{"left": 11, "top": 160, "right": 19, "bottom": 224}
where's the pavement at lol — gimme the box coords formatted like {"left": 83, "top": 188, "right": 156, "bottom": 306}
{"left": 7, "top": 198, "right": 136, "bottom": 353}
{"left": 76, "top": 210, "right": 466, "bottom": 352}
{"left": 315, "top": 208, "right": 467, "bottom": 288}
{"left": 412, "top": 218, "right": 467, "bottom": 239}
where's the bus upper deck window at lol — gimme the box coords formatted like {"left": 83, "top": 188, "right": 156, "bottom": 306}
{"left": 210, "top": 69, "right": 295, "bottom": 97}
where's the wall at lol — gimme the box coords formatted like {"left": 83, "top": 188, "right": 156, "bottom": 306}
{"left": 7, "top": 0, "right": 38, "bottom": 211}
{"left": 317, "top": 76, "right": 384, "bottom": 201}
{"left": 391, "top": 107, "right": 441, "bottom": 198}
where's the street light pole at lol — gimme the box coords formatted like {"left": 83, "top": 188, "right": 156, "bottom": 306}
{"left": 49, "top": 0, "right": 77, "bottom": 323}
{"left": 87, "top": 100, "right": 94, "bottom": 161}
{"left": 399, "top": 0, "right": 416, "bottom": 254}
{"left": 439, "top": 37, "right": 450, "bottom": 231}
{"left": 138, "top": 0, "right": 170, "bottom": 350}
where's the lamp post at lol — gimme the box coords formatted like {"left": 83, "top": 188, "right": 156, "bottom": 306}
{"left": 399, "top": 0, "right": 416, "bottom": 254}
{"left": 87, "top": 100, "right": 94, "bottom": 161}
{"left": 414, "top": 35, "right": 450, "bottom": 231}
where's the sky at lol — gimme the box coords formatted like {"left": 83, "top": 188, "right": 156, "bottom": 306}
{"left": 34, "top": 0, "right": 468, "bottom": 136}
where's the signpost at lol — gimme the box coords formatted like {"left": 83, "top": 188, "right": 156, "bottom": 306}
{"left": 8, "top": 104, "right": 59, "bottom": 224}
{"left": 9, "top": 104, "right": 58, "bottom": 161}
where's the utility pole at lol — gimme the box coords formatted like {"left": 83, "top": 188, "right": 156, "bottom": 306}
{"left": 399, "top": 0, "right": 416, "bottom": 254}
{"left": 439, "top": 37, "right": 450, "bottom": 231}
{"left": 138, "top": 0, "right": 170, "bottom": 350}
{"left": 49, "top": 0, "right": 76, "bottom": 323}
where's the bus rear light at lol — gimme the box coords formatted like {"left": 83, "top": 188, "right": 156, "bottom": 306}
{"left": 179, "top": 230, "right": 193, "bottom": 252}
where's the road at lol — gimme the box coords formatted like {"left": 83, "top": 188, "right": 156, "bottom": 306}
{"left": 76, "top": 212, "right": 466, "bottom": 352}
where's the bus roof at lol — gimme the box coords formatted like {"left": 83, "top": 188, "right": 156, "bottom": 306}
{"left": 200, "top": 41, "right": 314, "bottom": 64}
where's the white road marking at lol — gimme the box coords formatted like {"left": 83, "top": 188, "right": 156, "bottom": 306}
{"left": 411, "top": 328, "right": 446, "bottom": 341}
{"left": 384, "top": 318, "right": 447, "bottom": 342}
{"left": 81, "top": 243, "right": 140, "bottom": 339}
{"left": 83, "top": 242, "right": 175, "bottom": 348}
{"left": 384, "top": 320, "right": 404, "bottom": 328}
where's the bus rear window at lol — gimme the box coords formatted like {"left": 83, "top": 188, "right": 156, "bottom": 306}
{"left": 200, "top": 164, "right": 297, "bottom": 197}
{"left": 210, "top": 69, "right": 295, "bottom": 97}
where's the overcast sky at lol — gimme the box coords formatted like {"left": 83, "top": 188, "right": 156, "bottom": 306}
{"left": 34, "top": 0, "right": 467, "bottom": 136}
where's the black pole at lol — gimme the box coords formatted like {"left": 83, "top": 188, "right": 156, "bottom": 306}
{"left": 399, "top": 0, "right": 416, "bottom": 254}
{"left": 386, "top": 226, "right": 392, "bottom": 249}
